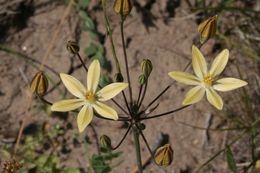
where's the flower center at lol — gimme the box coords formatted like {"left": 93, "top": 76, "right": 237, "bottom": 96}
{"left": 85, "top": 91, "right": 96, "bottom": 103}
{"left": 202, "top": 75, "right": 213, "bottom": 88}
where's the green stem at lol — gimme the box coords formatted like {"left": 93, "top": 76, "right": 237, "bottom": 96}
{"left": 133, "top": 126, "right": 143, "bottom": 173}
{"left": 140, "top": 105, "right": 190, "bottom": 121}
{"left": 138, "top": 80, "right": 148, "bottom": 108}
{"left": 120, "top": 18, "right": 133, "bottom": 105}
{"left": 112, "top": 123, "right": 132, "bottom": 150}
{"left": 102, "top": 0, "right": 122, "bottom": 74}
{"left": 137, "top": 85, "right": 143, "bottom": 105}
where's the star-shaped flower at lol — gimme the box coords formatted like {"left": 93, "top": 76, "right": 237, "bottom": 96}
{"left": 51, "top": 60, "right": 128, "bottom": 132}
{"left": 168, "top": 45, "right": 247, "bottom": 110}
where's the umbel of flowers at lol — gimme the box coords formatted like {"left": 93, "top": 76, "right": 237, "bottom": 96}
{"left": 28, "top": 1, "right": 248, "bottom": 173}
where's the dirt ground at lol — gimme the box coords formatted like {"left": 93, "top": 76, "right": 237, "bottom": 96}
{"left": 0, "top": 0, "right": 259, "bottom": 173}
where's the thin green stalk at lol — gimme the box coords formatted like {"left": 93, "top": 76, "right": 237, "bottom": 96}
{"left": 140, "top": 105, "right": 190, "bottom": 121}
{"left": 76, "top": 53, "right": 88, "bottom": 72}
{"left": 122, "top": 91, "right": 131, "bottom": 115}
{"left": 138, "top": 80, "right": 148, "bottom": 108}
{"left": 120, "top": 18, "right": 133, "bottom": 105}
{"left": 139, "top": 129, "right": 154, "bottom": 160}
{"left": 102, "top": 0, "right": 122, "bottom": 74}
{"left": 112, "top": 123, "right": 132, "bottom": 150}
{"left": 133, "top": 126, "right": 143, "bottom": 173}
{"left": 137, "top": 85, "right": 143, "bottom": 105}
{"left": 102, "top": 0, "right": 131, "bottom": 116}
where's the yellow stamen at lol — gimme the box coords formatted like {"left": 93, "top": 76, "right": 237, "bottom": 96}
{"left": 85, "top": 91, "right": 96, "bottom": 103}
{"left": 202, "top": 75, "right": 213, "bottom": 88}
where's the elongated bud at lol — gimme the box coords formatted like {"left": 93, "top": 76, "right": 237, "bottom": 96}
{"left": 114, "top": 0, "right": 132, "bottom": 17}
{"left": 141, "top": 59, "right": 153, "bottom": 78}
{"left": 100, "top": 135, "right": 112, "bottom": 149}
{"left": 115, "top": 73, "right": 124, "bottom": 82}
{"left": 154, "top": 144, "right": 174, "bottom": 167}
{"left": 198, "top": 15, "right": 218, "bottom": 44}
{"left": 138, "top": 74, "right": 146, "bottom": 85}
{"left": 30, "top": 71, "right": 48, "bottom": 97}
{"left": 66, "top": 40, "right": 79, "bottom": 54}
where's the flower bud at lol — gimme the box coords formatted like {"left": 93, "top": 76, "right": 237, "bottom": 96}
{"left": 138, "top": 74, "right": 146, "bottom": 85}
{"left": 30, "top": 71, "right": 48, "bottom": 97}
{"left": 114, "top": 0, "right": 132, "bottom": 17}
{"left": 198, "top": 15, "right": 218, "bottom": 44}
{"left": 154, "top": 144, "right": 174, "bottom": 167}
{"left": 100, "top": 135, "right": 112, "bottom": 149}
{"left": 66, "top": 40, "right": 79, "bottom": 54}
{"left": 141, "top": 59, "right": 153, "bottom": 78}
{"left": 115, "top": 73, "right": 124, "bottom": 82}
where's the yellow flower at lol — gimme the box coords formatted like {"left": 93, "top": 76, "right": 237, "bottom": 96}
{"left": 51, "top": 60, "right": 128, "bottom": 132}
{"left": 168, "top": 45, "right": 247, "bottom": 110}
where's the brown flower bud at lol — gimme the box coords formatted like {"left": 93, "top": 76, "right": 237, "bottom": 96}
{"left": 114, "top": 0, "right": 132, "bottom": 17}
{"left": 198, "top": 15, "right": 218, "bottom": 44}
{"left": 141, "top": 59, "right": 153, "bottom": 78}
{"left": 30, "top": 71, "right": 48, "bottom": 97}
{"left": 66, "top": 40, "right": 80, "bottom": 54}
{"left": 154, "top": 144, "right": 174, "bottom": 167}
{"left": 100, "top": 135, "right": 112, "bottom": 149}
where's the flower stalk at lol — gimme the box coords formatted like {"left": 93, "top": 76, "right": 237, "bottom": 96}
{"left": 120, "top": 17, "right": 133, "bottom": 105}
{"left": 133, "top": 126, "right": 143, "bottom": 173}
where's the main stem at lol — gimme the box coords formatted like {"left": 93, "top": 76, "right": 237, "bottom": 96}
{"left": 133, "top": 126, "right": 143, "bottom": 173}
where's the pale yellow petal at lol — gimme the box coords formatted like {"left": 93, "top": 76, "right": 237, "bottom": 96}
{"left": 192, "top": 45, "right": 207, "bottom": 79}
{"left": 209, "top": 49, "right": 229, "bottom": 77}
{"left": 183, "top": 86, "right": 205, "bottom": 105}
{"left": 206, "top": 88, "right": 223, "bottom": 110}
{"left": 97, "top": 83, "right": 128, "bottom": 101}
{"left": 168, "top": 71, "right": 200, "bottom": 85}
{"left": 60, "top": 73, "right": 86, "bottom": 98}
{"left": 51, "top": 99, "right": 84, "bottom": 112}
{"left": 93, "top": 101, "right": 118, "bottom": 120}
{"left": 77, "top": 106, "right": 93, "bottom": 133}
{"left": 213, "top": 78, "right": 248, "bottom": 91}
{"left": 87, "top": 60, "right": 100, "bottom": 93}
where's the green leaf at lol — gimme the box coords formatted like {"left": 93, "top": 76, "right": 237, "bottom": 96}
{"left": 99, "top": 74, "right": 112, "bottom": 87}
{"left": 78, "top": 11, "right": 95, "bottom": 31}
{"left": 226, "top": 145, "right": 237, "bottom": 173}
{"left": 85, "top": 43, "right": 98, "bottom": 57}
{"left": 95, "top": 52, "right": 111, "bottom": 71}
